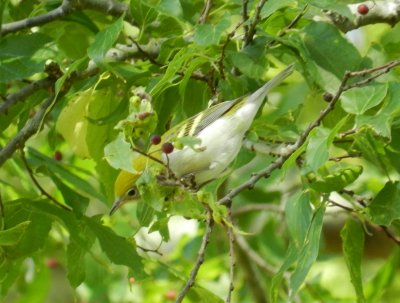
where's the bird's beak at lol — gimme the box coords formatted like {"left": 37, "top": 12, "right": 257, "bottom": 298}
{"left": 109, "top": 198, "right": 122, "bottom": 216}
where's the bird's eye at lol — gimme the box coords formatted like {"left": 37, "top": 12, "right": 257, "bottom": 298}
{"left": 127, "top": 188, "right": 137, "bottom": 197}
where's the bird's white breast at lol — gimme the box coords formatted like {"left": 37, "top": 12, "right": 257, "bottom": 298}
{"left": 165, "top": 101, "right": 261, "bottom": 185}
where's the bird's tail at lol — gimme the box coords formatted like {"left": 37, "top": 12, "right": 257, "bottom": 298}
{"left": 247, "top": 64, "right": 294, "bottom": 105}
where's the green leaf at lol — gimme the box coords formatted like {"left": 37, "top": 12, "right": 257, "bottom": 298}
{"left": 194, "top": 14, "right": 230, "bottom": 46}
{"left": 228, "top": 51, "right": 266, "bottom": 79}
{"left": 86, "top": 85, "right": 121, "bottom": 161}
{"left": 67, "top": 238, "right": 88, "bottom": 288}
{"left": 104, "top": 133, "right": 137, "bottom": 173}
{"left": 305, "top": 0, "right": 353, "bottom": 19}
{"left": 56, "top": 89, "right": 91, "bottom": 158}
{"left": 178, "top": 56, "right": 208, "bottom": 99}
{"left": 48, "top": 171, "right": 89, "bottom": 216}
{"left": 271, "top": 194, "right": 326, "bottom": 302}
{"left": 356, "top": 82, "right": 400, "bottom": 138}
{"left": 155, "top": 0, "right": 183, "bottom": 18}
{"left": 0, "top": 259, "right": 23, "bottom": 295}
{"left": 137, "top": 202, "right": 155, "bottom": 227}
{"left": 261, "top": 0, "right": 295, "bottom": 18}
{"left": 0, "top": 33, "right": 51, "bottom": 58}
{"left": 149, "top": 48, "right": 188, "bottom": 97}
{"left": 367, "top": 181, "right": 400, "bottom": 226}
{"left": 308, "top": 165, "right": 363, "bottom": 193}
{"left": 129, "top": 0, "right": 157, "bottom": 27}
{"left": 289, "top": 204, "right": 326, "bottom": 299}
{"left": 341, "top": 219, "right": 365, "bottom": 303}
{"left": 27, "top": 148, "right": 105, "bottom": 201}
{"left": 187, "top": 285, "right": 225, "bottom": 303}
{"left": 354, "top": 129, "right": 392, "bottom": 175}
{"left": 305, "top": 127, "right": 330, "bottom": 171}
{"left": 13, "top": 263, "right": 50, "bottom": 303}
{"left": 84, "top": 217, "right": 144, "bottom": 277}
{"left": 0, "top": 57, "right": 44, "bottom": 82}
{"left": 341, "top": 83, "right": 388, "bottom": 115}
{"left": 365, "top": 250, "right": 400, "bottom": 303}
{"left": 285, "top": 192, "right": 312, "bottom": 248}
{"left": 0, "top": 221, "right": 31, "bottom": 246}
{"left": 3, "top": 199, "right": 52, "bottom": 258}
{"left": 87, "top": 16, "right": 124, "bottom": 64}
{"left": 302, "top": 22, "right": 361, "bottom": 80}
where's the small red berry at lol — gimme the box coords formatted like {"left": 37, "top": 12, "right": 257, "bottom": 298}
{"left": 162, "top": 142, "right": 174, "bottom": 154}
{"left": 357, "top": 4, "right": 369, "bottom": 15}
{"left": 54, "top": 151, "right": 62, "bottom": 161}
{"left": 46, "top": 258, "right": 59, "bottom": 268}
{"left": 129, "top": 277, "right": 135, "bottom": 284}
{"left": 165, "top": 290, "right": 177, "bottom": 300}
{"left": 150, "top": 134, "right": 162, "bottom": 145}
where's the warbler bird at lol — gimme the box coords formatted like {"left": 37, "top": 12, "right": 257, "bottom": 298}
{"left": 110, "top": 64, "right": 294, "bottom": 214}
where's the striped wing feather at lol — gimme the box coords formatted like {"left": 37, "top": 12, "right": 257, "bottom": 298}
{"left": 163, "top": 97, "right": 244, "bottom": 142}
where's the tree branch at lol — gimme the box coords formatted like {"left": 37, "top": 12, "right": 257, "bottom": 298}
{"left": 0, "top": 94, "right": 56, "bottom": 168}
{"left": 235, "top": 235, "right": 269, "bottom": 303}
{"left": 176, "top": 208, "right": 214, "bottom": 303}
{"left": 235, "top": 233, "right": 276, "bottom": 275}
{"left": 1, "top": 0, "right": 75, "bottom": 35}
{"left": 324, "top": 0, "right": 400, "bottom": 33}
{"left": 199, "top": 0, "right": 213, "bottom": 24}
{"left": 244, "top": 0, "right": 267, "bottom": 46}
{"left": 1, "top": 0, "right": 129, "bottom": 36}
{"left": 0, "top": 78, "right": 53, "bottom": 116}
{"left": 20, "top": 148, "right": 71, "bottom": 211}
{"left": 218, "top": 60, "right": 400, "bottom": 206}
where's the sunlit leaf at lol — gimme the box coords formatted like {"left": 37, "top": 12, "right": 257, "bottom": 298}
{"left": 341, "top": 219, "right": 365, "bottom": 303}
{"left": 341, "top": 83, "right": 388, "bottom": 115}
{"left": 367, "top": 181, "right": 400, "bottom": 226}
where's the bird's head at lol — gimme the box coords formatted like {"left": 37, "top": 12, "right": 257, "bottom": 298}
{"left": 110, "top": 170, "right": 142, "bottom": 215}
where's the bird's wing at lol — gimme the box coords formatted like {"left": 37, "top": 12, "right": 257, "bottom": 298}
{"left": 163, "top": 97, "right": 243, "bottom": 141}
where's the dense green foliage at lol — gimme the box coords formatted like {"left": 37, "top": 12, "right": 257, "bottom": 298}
{"left": 1, "top": 0, "right": 400, "bottom": 302}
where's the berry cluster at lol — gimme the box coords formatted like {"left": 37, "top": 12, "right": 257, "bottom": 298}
{"left": 150, "top": 134, "right": 174, "bottom": 154}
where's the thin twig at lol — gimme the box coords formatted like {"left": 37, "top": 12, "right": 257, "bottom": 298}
{"left": 130, "top": 39, "right": 209, "bottom": 83}
{"left": 267, "top": 4, "right": 308, "bottom": 48}
{"left": 199, "top": 0, "right": 213, "bottom": 24}
{"left": 130, "top": 39, "right": 163, "bottom": 67}
{"left": 1, "top": 0, "right": 74, "bottom": 35}
{"left": 337, "top": 190, "right": 400, "bottom": 246}
{"left": 235, "top": 234, "right": 269, "bottom": 302}
{"left": 235, "top": 233, "right": 275, "bottom": 275}
{"left": 0, "top": 94, "right": 56, "bottom": 168}
{"left": 131, "top": 147, "right": 176, "bottom": 178}
{"left": 329, "top": 153, "right": 362, "bottom": 162}
{"left": 338, "top": 128, "right": 358, "bottom": 138}
{"left": 136, "top": 244, "right": 163, "bottom": 256}
{"left": 233, "top": 203, "right": 283, "bottom": 216}
{"left": 218, "top": 59, "right": 400, "bottom": 206}
{"left": 0, "top": 78, "right": 53, "bottom": 116}
{"left": 1, "top": 0, "right": 129, "bottom": 35}
{"left": 380, "top": 225, "right": 400, "bottom": 246}
{"left": 218, "top": 69, "right": 350, "bottom": 205}
{"left": 344, "top": 60, "right": 400, "bottom": 90}
{"left": 244, "top": 0, "right": 267, "bottom": 46}
{"left": 328, "top": 199, "right": 354, "bottom": 212}
{"left": 0, "top": 42, "right": 163, "bottom": 167}
{"left": 217, "top": 21, "right": 244, "bottom": 79}
{"left": 242, "top": 0, "right": 250, "bottom": 38}
{"left": 20, "top": 148, "right": 71, "bottom": 211}
{"left": 225, "top": 203, "right": 235, "bottom": 303}
{"left": 176, "top": 208, "right": 214, "bottom": 303}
